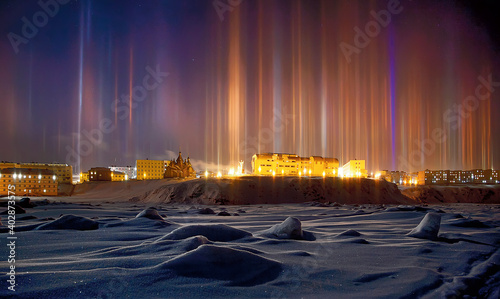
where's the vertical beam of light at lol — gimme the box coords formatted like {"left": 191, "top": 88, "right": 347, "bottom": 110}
{"left": 227, "top": 7, "right": 245, "bottom": 166}
{"left": 388, "top": 26, "right": 397, "bottom": 170}
{"left": 272, "top": 17, "right": 282, "bottom": 153}
{"left": 320, "top": 1, "right": 327, "bottom": 157}
{"left": 76, "top": 4, "right": 85, "bottom": 175}
{"left": 129, "top": 47, "right": 134, "bottom": 127}
{"left": 257, "top": 1, "right": 263, "bottom": 154}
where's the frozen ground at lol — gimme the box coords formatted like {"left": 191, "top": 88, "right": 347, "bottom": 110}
{"left": 1, "top": 200, "right": 499, "bottom": 298}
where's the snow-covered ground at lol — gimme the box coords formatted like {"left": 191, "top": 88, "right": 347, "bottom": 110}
{"left": 1, "top": 200, "right": 499, "bottom": 298}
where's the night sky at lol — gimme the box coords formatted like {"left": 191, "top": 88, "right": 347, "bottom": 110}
{"left": 1, "top": 0, "right": 499, "bottom": 175}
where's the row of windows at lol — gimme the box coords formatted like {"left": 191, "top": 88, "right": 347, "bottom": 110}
{"left": 3, "top": 184, "right": 56, "bottom": 188}
{"left": 0, "top": 175, "right": 53, "bottom": 179}
{"left": 1, "top": 179, "right": 55, "bottom": 183}
{"left": 1, "top": 189, "right": 56, "bottom": 193}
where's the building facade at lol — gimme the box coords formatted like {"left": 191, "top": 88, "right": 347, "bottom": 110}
{"left": 79, "top": 172, "right": 89, "bottom": 183}
{"left": 88, "top": 167, "right": 127, "bottom": 182}
{"left": 251, "top": 153, "right": 340, "bottom": 176}
{"left": 89, "top": 167, "right": 112, "bottom": 181}
{"left": 340, "top": 160, "right": 368, "bottom": 178}
{"left": 0, "top": 162, "right": 72, "bottom": 184}
{"left": 418, "top": 169, "right": 499, "bottom": 185}
{"left": 0, "top": 168, "right": 58, "bottom": 196}
{"left": 136, "top": 159, "right": 170, "bottom": 180}
{"left": 109, "top": 166, "right": 136, "bottom": 180}
{"left": 164, "top": 151, "right": 196, "bottom": 178}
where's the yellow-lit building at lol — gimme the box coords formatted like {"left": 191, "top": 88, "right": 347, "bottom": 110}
{"left": 251, "top": 153, "right": 339, "bottom": 176}
{"left": 136, "top": 159, "right": 170, "bottom": 180}
{"left": 79, "top": 172, "right": 89, "bottom": 183}
{"left": 0, "top": 168, "right": 58, "bottom": 196}
{"left": 111, "top": 171, "right": 127, "bottom": 181}
{"left": 340, "top": 160, "right": 368, "bottom": 178}
{"left": 0, "top": 162, "right": 72, "bottom": 184}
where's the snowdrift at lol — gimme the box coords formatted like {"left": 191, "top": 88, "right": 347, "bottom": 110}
{"left": 1, "top": 202, "right": 499, "bottom": 298}
{"left": 70, "top": 176, "right": 412, "bottom": 205}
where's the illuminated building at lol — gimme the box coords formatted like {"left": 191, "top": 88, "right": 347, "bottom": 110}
{"left": 251, "top": 153, "right": 339, "bottom": 176}
{"left": 340, "top": 160, "right": 368, "bottom": 178}
{"left": 0, "top": 162, "right": 72, "bottom": 184}
{"left": 88, "top": 167, "right": 127, "bottom": 182}
{"left": 0, "top": 168, "right": 58, "bottom": 196}
{"left": 418, "top": 169, "right": 499, "bottom": 185}
{"left": 136, "top": 159, "right": 170, "bottom": 180}
{"left": 111, "top": 171, "right": 127, "bottom": 181}
{"left": 164, "top": 151, "right": 196, "bottom": 178}
{"left": 79, "top": 172, "right": 89, "bottom": 183}
{"left": 109, "top": 166, "right": 136, "bottom": 179}
{"left": 375, "top": 170, "right": 414, "bottom": 184}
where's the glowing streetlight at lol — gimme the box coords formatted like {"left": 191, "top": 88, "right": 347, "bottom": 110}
{"left": 272, "top": 170, "right": 276, "bottom": 177}
{"left": 322, "top": 171, "right": 326, "bottom": 178}
{"left": 309, "top": 169, "right": 312, "bottom": 176}
{"left": 217, "top": 171, "right": 222, "bottom": 178}
{"left": 205, "top": 170, "right": 209, "bottom": 178}
{"left": 282, "top": 169, "right": 284, "bottom": 175}
{"left": 298, "top": 171, "right": 302, "bottom": 177}
{"left": 258, "top": 166, "right": 261, "bottom": 173}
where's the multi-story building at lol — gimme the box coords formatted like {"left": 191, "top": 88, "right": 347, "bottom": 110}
{"left": 111, "top": 171, "right": 127, "bottom": 181}
{"left": 109, "top": 166, "right": 136, "bottom": 180}
{"left": 0, "top": 162, "right": 72, "bottom": 184}
{"left": 0, "top": 168, "right": 58, "bottom": 196}
{"left": 376, "top": 170, "right": 405, "bottom": 184}
{"left": 251, "top": 153, "right": 339, "bottom": 176}
{"left": 375, "top": 170, "right": 417, "bottom": 185}
{"left": 88, "top": 167, "right": 128, "bottom": 182}
{"left": 89, "top": 167, "right": 112, "bottom": 181}
{"left": 418, "top": 169, "right": 499, "bottom": 185}
{"left": 136, "top": 159, "right": 170, "bottom": 180}
{"left": 79, "top": 172, "right": 89, "bottom": 183}
{"left": 340, "top": 160, "right": 368, "bottom": 178}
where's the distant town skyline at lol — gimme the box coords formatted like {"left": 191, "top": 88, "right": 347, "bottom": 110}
{"left": 1, "top": 0, "right": 499, "bottom": 174}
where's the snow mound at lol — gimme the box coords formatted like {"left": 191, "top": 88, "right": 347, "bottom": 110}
{"left": 448, "top": 218, "right": 490, "bottom": 228}
{"left": 36, "top": 215, "right": 99, "bottom": 231}
{"left": 135, "top": 207, "right": 164, "bottom": 220}
{"left": 158, "top": 224, "right": 252, "bottom": 242}
{"left": 385, "top": 205, "right": 430, "bottom": 212}
{"left": 260, "top": 217, "right": 315, "bottom": 241}
{"left": 335, "top": 229, "right": 362, "bottom": 237}
{"left": 19, "top": 197, "right": 35, "bottom": 208}
{"left": 407, "top": 213, "right": 441, "bottom": 240}
{"left": 161, "top": 244, "right": 282, "bottom": 286}
{"left": 172, "top": 236, "right": 212, "bottom": 252}
{"left": 198, "top": 208, "right": 215, "bottom": 214}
